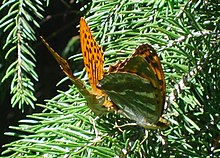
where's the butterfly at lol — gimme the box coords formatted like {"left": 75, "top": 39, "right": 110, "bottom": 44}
{"left": 41, "top": 17, "right": 169, "bottom": 129}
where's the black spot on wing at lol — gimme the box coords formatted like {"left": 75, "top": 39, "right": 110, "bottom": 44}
{"left": 83, "top": 51, "right": 87, "bottom": 58}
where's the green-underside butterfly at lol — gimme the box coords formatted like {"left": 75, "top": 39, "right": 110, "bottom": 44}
{"left": 41, "top": 17, "right": 169, "bottom": 130}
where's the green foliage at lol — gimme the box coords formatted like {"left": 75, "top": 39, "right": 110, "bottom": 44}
{"left": 1, "top": 0, "right": 220, "bottom": 157}
{"left": 0, "top": 0, "right": 48, "bottom": 111}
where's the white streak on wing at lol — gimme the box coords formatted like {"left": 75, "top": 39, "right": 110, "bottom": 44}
{"left": 133, "top": 91, "right": 155, "bottom": 99}
{"left": 107, "top": 89, "right": 157, "bottom": 111}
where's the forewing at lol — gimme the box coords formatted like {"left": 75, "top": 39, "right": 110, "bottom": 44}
{"left": 40, "top": 36, "right": 90, "bottom": 98}
{"left": 80, "top": 17, "right": 104, "bottom": 95}
{"left": 40, "top": 36, "right": 75, "bottom": 80}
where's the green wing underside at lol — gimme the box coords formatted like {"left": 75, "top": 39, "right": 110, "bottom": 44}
{"left": 99, "top": 55, "right": 166, "bottom": 128}
{"left": 100, "top": 72, "right": 162, "bottom": 125}
{"left": 99, "top": 48, "right": 169, "bottom": 129}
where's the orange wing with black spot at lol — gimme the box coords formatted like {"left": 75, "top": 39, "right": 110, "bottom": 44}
{"left": 80, "top": 17, "right": 104, "bottom": 95}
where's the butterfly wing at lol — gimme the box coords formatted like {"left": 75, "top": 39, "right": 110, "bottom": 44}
{"left": 111, "top": 44, "right": 166, "bottom": 112}
{"left": 133, "top": 44, "right": 166, "bottom": 107}
{"left": 40, "top": 36, "right": 91, "bottom": 98}
{"left": 99, "top": 44, "right": 168, "bottom": 129}
{"left": 80, "top": 17, "right": 104, "bottom": 95}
